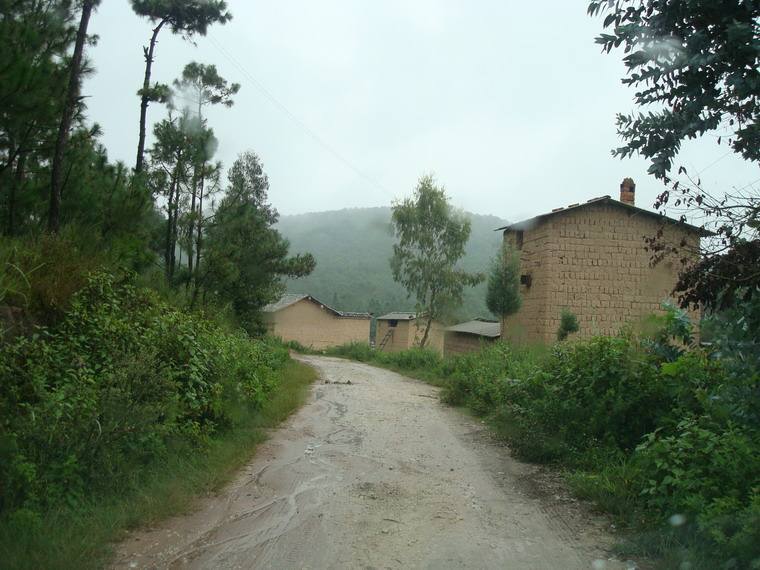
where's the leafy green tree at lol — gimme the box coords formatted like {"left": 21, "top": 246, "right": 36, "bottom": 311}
{"left": 485, "top": 243, "right": 521, "bottom": 319}
{"left": 589, "top": 0, "right": 759, "bottom": 178}
{"left": 202, "top": 152, "right": 315, "bottom": 331}
{"left": 149, "top": 109, "right": 216, "bottom": 278}
{"left": 172, "top": 62, "right": 238, "bottom": 276}
{"left": 48, "top": 0, "right": 100, "bottom": 233}
{"left": 131, "top": 0, "right": 232, "bottom": 173}
{"left": 390, "top": 175, "right": 484, "bottom": 347}
{"left": 590, "top": 0, "right": 760, "bottom": 309}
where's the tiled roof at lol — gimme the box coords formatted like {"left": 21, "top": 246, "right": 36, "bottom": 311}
{"left": 495, "top": 196, "right": 710, "bottom": 235}
{"left": 262, "top": 294, "right": 371, "bottom": 319}
{"left": 262, "top": 293, "right": 308, "bottom": 313}
{"left": 445, "top": 319, "right": 501, "bottom": 338}
{"left": 376, "top": 312, "right": 417, "bottom": 321}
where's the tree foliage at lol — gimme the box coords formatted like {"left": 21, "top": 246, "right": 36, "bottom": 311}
{"left": 485, "top": 243, "right": 521, "bottom": 318}
{"left": 390, "top": 175, "right": 484, "bottom": 347}
{"left": 203, "top": 152, "right": 315, "bottom": 332}
{"left": 590, "top": 0, "right": 760, "bottom": 310}
{"left": 131, "top": 0, "right": 232, "bottom": 172}
{"left": 588, "top": 0, "right": 759, "bottom": 178}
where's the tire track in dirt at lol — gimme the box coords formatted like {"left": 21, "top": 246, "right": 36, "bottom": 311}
{"left": 112, "top": 355, "right": 638, "bottom": 570}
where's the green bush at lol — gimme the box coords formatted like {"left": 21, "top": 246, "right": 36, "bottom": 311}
{"left": 0, "top": 271, "right": 287, "bottom": 516}
{"left": 556, "top": 308, "right": 579, "bottom": 341}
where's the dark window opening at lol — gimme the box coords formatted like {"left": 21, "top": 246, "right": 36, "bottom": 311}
{"left": 515, "top": 230, "right": 524, "bottom": 250}
{"left": 389, "top": 320, "right": 398, "bottom": 328}
{"left": 520, "top": 274, "right": 532, "bottom": 287}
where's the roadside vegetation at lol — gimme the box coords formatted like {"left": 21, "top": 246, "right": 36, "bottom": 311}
{"left": 0, "top": 266, "right": 316, "bottom": 569}
{"left": 320, "top": 301, "right": 759, "bottom": 569}
{"left": 1, "top": 2, "right": 317, "bottom": 569}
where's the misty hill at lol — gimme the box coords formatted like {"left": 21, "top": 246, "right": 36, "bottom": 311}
{"left": 276, "top": 207, "right": 507, "bottom": 321}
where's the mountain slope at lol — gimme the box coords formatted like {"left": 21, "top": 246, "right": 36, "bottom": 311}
{"left": 276, "top": 207, "right": 507, "bottom": 321}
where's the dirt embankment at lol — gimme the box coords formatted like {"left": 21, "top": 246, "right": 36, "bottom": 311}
{"left": 113, "top": 355, "right": 637, "bottom": 570}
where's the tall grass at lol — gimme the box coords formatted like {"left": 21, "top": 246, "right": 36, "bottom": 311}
{"left": 0, "top": 359, "right": 316, "bottom": 570}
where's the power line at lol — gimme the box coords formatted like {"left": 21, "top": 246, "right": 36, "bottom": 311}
{"left": 207, "top": 34, "right": 396, "bottom": 200}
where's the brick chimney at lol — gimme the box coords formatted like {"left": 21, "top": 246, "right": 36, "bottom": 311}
{"left": 620, "top": 177, "right": 635, "bottom": 206}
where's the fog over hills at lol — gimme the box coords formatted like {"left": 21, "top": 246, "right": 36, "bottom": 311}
{"left": 276, "top": 207, "right": 507, "bottom": 321}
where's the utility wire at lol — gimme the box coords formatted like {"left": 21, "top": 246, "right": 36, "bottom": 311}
{"left": 207, "top": 34, "right": 396, "bottom": 200}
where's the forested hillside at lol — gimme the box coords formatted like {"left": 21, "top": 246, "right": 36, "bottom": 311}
{"left": 277, "top": 207, "right": 507, "bottom": 320}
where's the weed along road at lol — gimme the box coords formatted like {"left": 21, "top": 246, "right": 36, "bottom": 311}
{"left": 114, "top": 356, "right": 634, "bottom": 570}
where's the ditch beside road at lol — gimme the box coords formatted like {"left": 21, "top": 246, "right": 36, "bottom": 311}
{"left": 113, "top": 355, "right": 638, "bottom": 570}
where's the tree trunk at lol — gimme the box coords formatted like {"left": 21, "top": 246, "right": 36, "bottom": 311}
{"left": 6, "top": 152, "right": 25, "bottom": 236}
{"left": 419, "top": 290, "right": 437, "bottom": 348}
{"left": 187, "top": 169, "right": 197, "bottom": 276}
{"left": 420, "top": 316, "right": 433, "bottom": 348}
{"left": 165, "top": 171, "right": 178, "bottom": 275}
{"left": 135, "top": 19, "right": 166, "bottom": 174}
{"left": 194, "top": 170, "right": 205, "bottom": 271}
{"left": 48, "top": 0, "right": 95, "bottom": 233}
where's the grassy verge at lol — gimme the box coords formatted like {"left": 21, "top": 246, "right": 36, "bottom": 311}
{"left": 0, "top": 359, "right": 317, "bottom": 570}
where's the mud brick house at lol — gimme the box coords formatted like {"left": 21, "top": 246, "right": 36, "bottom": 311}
{"left": 498, "top": 179, "right": 706, "bottom": 344}
{"left": 262, "top": 294, "right": 371, "bottom": 349}
{"left": 444, "top": 319, "right": 501, "bottom": 356}
{"left": 375, "top": 312, "right": 445, "bottom": 354}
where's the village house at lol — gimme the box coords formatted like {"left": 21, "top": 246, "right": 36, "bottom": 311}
{"left": 444, "top": 319, "right": 501, "bottom": 356}
{"left": 499, "top": 178, "right": 706, "bottom": 344}
{"left": 262, "top": 293, "right": 371, "bottom": 349}
{"left": 375, "top": 312, "right": 445, "bottom": 354}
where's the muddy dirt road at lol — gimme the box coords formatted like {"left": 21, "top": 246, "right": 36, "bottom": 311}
{"left": 114, "top": 355, "right": 634, "bottom": 570}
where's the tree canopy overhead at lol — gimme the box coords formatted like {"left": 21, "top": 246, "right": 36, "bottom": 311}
{"left": 589, "top": 0, "right": 759, "bottom": 179}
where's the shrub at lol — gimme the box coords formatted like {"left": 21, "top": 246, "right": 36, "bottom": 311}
{"left": 556, "top": 308, "right": 579, "bottom": 341}
{"left": 0, "top": 271, "right": 287, "bottom": 516}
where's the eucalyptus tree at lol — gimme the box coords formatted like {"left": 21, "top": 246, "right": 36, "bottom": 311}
{"left": 49, "top": 0, "right": 100, "bottom": 233}
{"left": 390, "top": 175, "right": 484, "bottom": 347}
{"left": 131, "top": 0, "right": 232, "bottom": 174}
{"left": 172, "top": 62, "right": 238, "bottom": 274}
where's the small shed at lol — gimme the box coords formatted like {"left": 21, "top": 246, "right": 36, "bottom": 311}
{"left": 262, "top": 293, "right": 371, "bottom": 349}
{"left": 375, "top": 312, "right": 445, "bottom": 354}
{"left": 444, "top": 319, "right": 501, "bottom": 356}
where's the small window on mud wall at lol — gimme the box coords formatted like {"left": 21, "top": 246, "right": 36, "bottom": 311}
{"left": 520, "top": 274, "right": 532, "bottom": 288}
{"left": 388, "top": 320, "right": 398, "bottom": 328}
{"left": 515, "top": 230, "right": 524, "bottom": 250}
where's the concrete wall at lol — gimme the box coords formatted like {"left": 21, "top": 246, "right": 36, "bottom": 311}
{"left": 503, "top": 203, "right": 700, "bottom": 344}
{"left": 264, "top": 299, "right": 370, "bottom": 349}
{"left": 376, "top": 319, "right": 445, "bottom": 354}
{"left": 444, "top": 332, "right": 497, "bottom": 357}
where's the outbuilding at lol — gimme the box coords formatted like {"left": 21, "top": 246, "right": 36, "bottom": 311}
{"left": 444, "top": 319, "right": 501, "bottom": 356}
{"left": 262, "top": 293, "right": 371, "bottom": 349}
{"left": 375, "top": 312, "right": 445, "bottom": 354}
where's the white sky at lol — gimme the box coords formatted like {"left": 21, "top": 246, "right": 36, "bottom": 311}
{"left": 83, "top": 1, "right": 758, "bottom": 221}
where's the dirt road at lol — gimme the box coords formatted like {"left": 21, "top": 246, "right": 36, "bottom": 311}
{"left": 113, "top": 355, "right": 635, "bottom": 570}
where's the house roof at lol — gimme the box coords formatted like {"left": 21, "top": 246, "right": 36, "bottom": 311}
{"left": 376, "top": 312, "right": 417, "bottom": 321}
{"left": 445, "top": 319, "right": 501, "bottom": 338}
{"left": 495, "top": 195, "right": 711, "bottom": 236}
{"left": 262, "top": 293, "right": 371, "bottom": 319}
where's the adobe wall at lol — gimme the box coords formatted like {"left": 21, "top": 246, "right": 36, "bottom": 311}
{"left": 444, "top": 332, "right": 496, "bottom": 357}
{"left": 501, "top": 221, "right": 554, "bottom": 344}
{"left": 376, "top": 319, "right": 445, "bottom": 354}
{"left": 504, "top": 203, "right": 699, "bottom": 344}
{"left": 265, "top": 299, "right": 370, "bottom": 349}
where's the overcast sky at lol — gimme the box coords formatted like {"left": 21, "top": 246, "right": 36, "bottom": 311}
{"left": 83, "top": 1, "right": 757, "bottom": 221}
